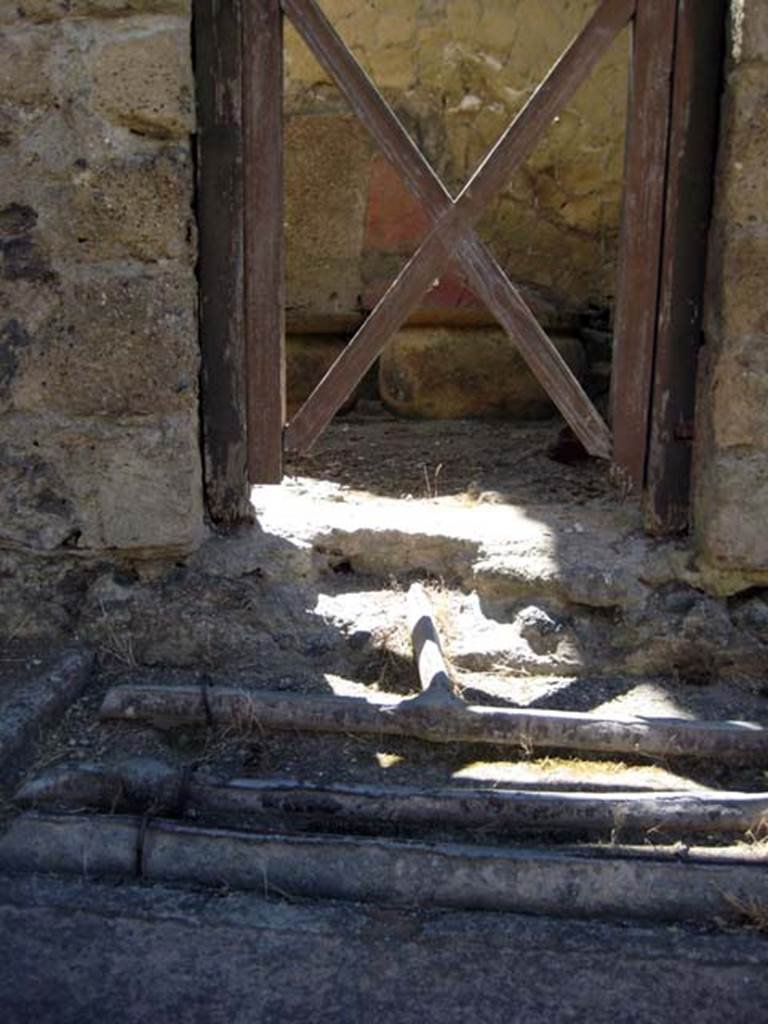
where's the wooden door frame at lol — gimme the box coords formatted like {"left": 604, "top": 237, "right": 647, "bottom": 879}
{"left": 195, "top": 0, "right": 725, "bottom": 533}
{"left": 611, "top": 0, "right": 726, "bottom": 532}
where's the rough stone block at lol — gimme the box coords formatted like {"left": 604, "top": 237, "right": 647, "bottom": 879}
{"left": 379, "top": 326, "right": 585, "bottom": 420}
{"left": 708, "top": 229, "right": 768, "bottom": 339}
{"left": 714, "top": 65, "right": 768, "bottom": 228}
{"left": 285, "top": 115, "right": 373, "bottom": 324}
{"left": 694, "top": 449, "right": 768, "bottom": 574}
{"left": 286, "top": 335, "right": 351, "bottom": 419}
{"left": 0, "top": 24, "right": 57, "bottom": 108}
{"left": 0, "top": 412, "right": 203, "bottom": 553}
{"left": 49, "top": 150, "right": 194, "bottom": 263}
{"left": 0, "top": 1, "right": 189, "bottom": 23}
{"left": 735, "top": 0, "right": 768, "bottom": 64}
{"left": 711, "top": 335, "right": 768, "bottom": 450}
{"left": 86, "top": 20, "right": 194, "bottom": 139}
{"left": 0, "top": 148, "right": 193, "bottom": 265}
{"left": 3, "top": 266, "right": 199, "bottom": 419}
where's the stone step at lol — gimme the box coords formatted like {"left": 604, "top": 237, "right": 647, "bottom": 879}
{"left": 0, "top": 645, "right": 94, "bottom": 785}
{"left": 15, "top": 761, "right": 768, "bottom": 844}
{"left": 242, "top": 480, "right": 768, "bottom": 680}
{"left": 98, "top": 683, "right": 768, "bottom": 764}
{"left": 250, "top": 479, "right": 657, "bottom": 609}
{"left": 2, "top": 810, "right": 766, "bottom": 927}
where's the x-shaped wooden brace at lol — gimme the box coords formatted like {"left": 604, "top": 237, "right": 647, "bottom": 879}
{"left": 282, "top": 0, "right": 636, "bottom": 458}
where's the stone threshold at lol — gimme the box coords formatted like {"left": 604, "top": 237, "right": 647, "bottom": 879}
{"left": 2, "top": 810, "right": 767, "bottom": 927}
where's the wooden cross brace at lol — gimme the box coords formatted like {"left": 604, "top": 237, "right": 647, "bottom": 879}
{"left": 278, "top": 0, "right": 636, "bottom": 458}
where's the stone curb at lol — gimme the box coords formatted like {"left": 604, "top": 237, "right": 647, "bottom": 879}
{"left": 0, "top": 649, "right": 95, "bottom": 785}
{"left": 2, "top": 811, "right": 767, "bottom": 926}
{"left": 15, "top": 763, "right": 768, "bottom": 840}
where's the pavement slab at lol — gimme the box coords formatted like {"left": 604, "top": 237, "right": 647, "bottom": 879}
{"left": 0, "top": 874, "right": 767, "bottom": 1024}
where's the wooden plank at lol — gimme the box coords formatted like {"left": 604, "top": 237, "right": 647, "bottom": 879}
{"left": 243, "top": 0, "right": 285, "bottom": 483}
{"left": 284, "top": 0, "right": 634, "bottom": 455}
{"left": 610, "top": 0, "right": 677, "bottom": 490}
{"left": 282, "top": 0, "right": 612, "bottom": 458}
{"left": 100, "top": 684, "right": 768, "bottom": 764}
{"left": 644, "top": 0, "right": 727, "bottom": 534}
{"left": 194, "top": 0, "right": 252, "bottom": 524}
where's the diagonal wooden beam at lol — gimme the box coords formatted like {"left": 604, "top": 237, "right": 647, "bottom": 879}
{"left": 283, "top": 0, "right": 634, "bottom": 455}
{"left": 281, "top": 0, "right": 614, "bottom": 457}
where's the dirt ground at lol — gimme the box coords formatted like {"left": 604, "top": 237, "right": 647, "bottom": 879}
{"left": 287, "top": 402, "right": 616, "bottom": 505}
{"left": 4, "top": 411, "right": 768, "bottom": 854}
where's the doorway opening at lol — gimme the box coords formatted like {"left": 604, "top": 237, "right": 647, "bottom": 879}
{"left": 197, "top": 0, "right": 725, "bottom": 537}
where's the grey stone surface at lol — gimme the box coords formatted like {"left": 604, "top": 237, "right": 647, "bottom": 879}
{"left": 0, "top": 645, "right": 93, "bottom": 783}
{"left": 0, "top": 1, "right": 190, "bottom": 22}
{"left": 0, "top": 874, "right": 767, "bottom": 1024}
{"left": 3, "top": 266, "right": 199, "bottom": 419}
{"left": 0, "top": 6, "right": 203, "bottom": 557}
{"left": 694, "top": 0, "right": 768, "bottom": 587}
{"left": 3, "top": 811, "right": 768, "bottom": 927}
{"left": 251, "top": 478, "right": 768, "bottom": 680}
{"left": 0, "top": 411, "right": 204, "bottom": 553}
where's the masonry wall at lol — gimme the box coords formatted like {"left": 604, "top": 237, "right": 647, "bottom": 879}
{"left": 0, "top": 0, "right": 203, "bottom": 556}
{"left": 693, "top": 0, "right": 768, "bottom": 591}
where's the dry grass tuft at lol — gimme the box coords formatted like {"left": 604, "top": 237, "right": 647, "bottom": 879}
{"left": 723, "top": 893, "right": 768, "bottom": 934}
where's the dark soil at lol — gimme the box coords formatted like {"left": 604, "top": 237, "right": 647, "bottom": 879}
{"left": 287, "top": 402, "right": 616, "bottom": 505}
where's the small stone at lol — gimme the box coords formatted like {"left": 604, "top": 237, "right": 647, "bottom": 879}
{"left": 517, "top": 606, "right": 563, "bottom": 656}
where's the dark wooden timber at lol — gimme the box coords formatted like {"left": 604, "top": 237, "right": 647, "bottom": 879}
{"left": 194, "top": 0, "right": 251, "bottom": 523}
{"left": 644, "top": 0, "right": 726, "bottom": 534}
{"left": 610, "top": 0, "right": 677, "bottom": 490}
{"left": 243, "top": 0, "right": 285, "bottom": 483}
{"left": 100, "top": 685, "right": 768, "bottom": 764}
{"left": 16, "top": 764, "right": 768, "bottom": 840}
{"left": 281, "top": 0, "right": 611, "bottom": 457}
{"left": 284, "top": 0, "right": 634, "bottom": 456}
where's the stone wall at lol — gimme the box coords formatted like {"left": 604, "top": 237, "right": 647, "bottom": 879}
{"left": 0, "top": 0, "right": 203, "bottom": 557}
{"left": 693, "top": 0, "right": 768, "bottom": 591}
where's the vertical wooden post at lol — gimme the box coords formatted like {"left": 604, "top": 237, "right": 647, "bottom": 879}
{"left": 644, "top": 0, "right": 726, "bottom": 534}
{"left": 195, "top": 0, "right": 252, "bottom": 524}
{"left": 610, "top": 0, "right": 677, "bottom": 490}
{"left": 243, "top": 0, "right": 285, "bottom": 483}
